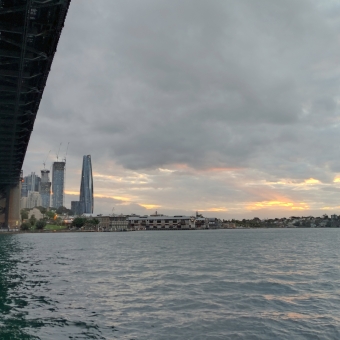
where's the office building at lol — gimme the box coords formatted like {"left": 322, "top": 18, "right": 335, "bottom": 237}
{"left": 26, "top": 191, "right": 42, "bottom": 209}
{"left": 40, "top": 169, "right": 51, "bottom": 208}
{"left": 52, "top": 161, "right": 65, "bottom": 209}
{"left": 21, "top": 172, "right": 41, "bottom": 197}
{"left": 71, "top": 201, "right": 82, "bottom": 216}
{"left": 79, "top": 155, "right": 93, "bottom": 214}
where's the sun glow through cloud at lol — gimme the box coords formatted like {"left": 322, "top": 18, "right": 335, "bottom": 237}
{"left": 303, "top": 178, "right": 321, "bottom": 185}
{"left": 139, "top": 204, "right": 161, "bottom": 210}
{"left": 248, "top": 201, "right": 309, "bottom": 211}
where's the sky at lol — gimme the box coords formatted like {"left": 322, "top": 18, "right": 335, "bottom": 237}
{"left": 23, "top": 0, "right": 340, "bottom": 219}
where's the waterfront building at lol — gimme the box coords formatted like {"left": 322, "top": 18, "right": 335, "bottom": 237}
{"left": 207, "top": 218, "right": 222, "bottom": 229}
{"left": 97, "top": 215, "right": 110, "bottom": 230}
{"left": 127, "top": 215, "right": 202, "bottom": 230}
{"left": 52, "top": 162, "right": 65, "bottom": 209}
{"left": 79, "top": 155, "right": 93, "bottom": 214}
{"left": 96, "top": 214, "right": 132, "bottom": 231}
{"left": 110, "top": 215, "right": 130, "bottom": 231}
{"left": 40, "top": 169, "right": 51, "bottom": 208}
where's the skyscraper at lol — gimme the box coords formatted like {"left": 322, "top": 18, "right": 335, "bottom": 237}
{"left": 52, "top": 161, "right": 65, "bottom": 209}
{"left": 79, "top": 155, "right": 93, "bottom": 214}
{"left": 21, "top": 172, "right": 40, "bottom": 197}
{"left": 40, "top": 169, "right": 51, "bottom": 208}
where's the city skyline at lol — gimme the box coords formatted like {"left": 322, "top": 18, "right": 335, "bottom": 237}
{"left": 22, "top": 0, "right": 340, "bottom": 219}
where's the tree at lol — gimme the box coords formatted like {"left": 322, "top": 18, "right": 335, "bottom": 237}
{"left": 45, "top": 210, "right": 56, "bottom": 220}
{"left": 55, "top": 217, "right": 62, "bottom": 226}
{"left": 84, "top": 218, "right": 100, "bottom": 229}
{"left": 20, "top": 209, "right": 29, "bottom": 220}
{"left": 36, "top": 220, "right": 46, "bottom": 230}
{"left": 90, "top": 218, "right": 99, "bottom": 226}
{"left": 36, "top": 206, "right": 47, "bottom": 215}
{"left": 56, "top": 206, "right": 67, "bottom": 214}
{"left": 29, "top": 214, "right": 37, "bottom": 226}
{"left": 56, "top": 206, "right": 73, "bottom": 215}
{"left": 21, "top": 222, "right": 30, "bottom": 231}
{"left": 72, "top": 217, "right": 86, "bottom": 228}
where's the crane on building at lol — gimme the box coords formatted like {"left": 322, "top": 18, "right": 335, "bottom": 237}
{"left": 63, "top": 142, "right": 70, "bottom": 207}
{"left": 56, "top": 142, "right": 62, "bottom": 161}
{"left": 63, "top": 142, "right": 70, "bottom": 163}
{"left": 43, "top": 150, "right": 51, "bottom": 169}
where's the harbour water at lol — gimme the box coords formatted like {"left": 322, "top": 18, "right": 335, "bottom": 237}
{"left": 0, "top": 229, "right": 339, "bottom": 339}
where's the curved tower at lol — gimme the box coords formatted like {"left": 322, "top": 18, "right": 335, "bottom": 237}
{"left": 79, "top": 155, "right": 93, "bottom": 214}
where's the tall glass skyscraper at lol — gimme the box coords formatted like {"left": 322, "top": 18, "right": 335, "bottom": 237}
{"left": 79, "top": 155, "right": 93, "bottom": 214}
{"left": 52, "top": 161, "right": 65, "bottom": 209}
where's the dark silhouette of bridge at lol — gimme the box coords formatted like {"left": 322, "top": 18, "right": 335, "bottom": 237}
{"left": 0, "top": 0, "right": 71, "bottom": 229}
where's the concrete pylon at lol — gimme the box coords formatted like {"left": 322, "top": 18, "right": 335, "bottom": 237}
{"left": 6, "top": 182, "right": 21, "bottom": 231}
{"left": 0, "top": 194, "right": 5, "bottom": 228}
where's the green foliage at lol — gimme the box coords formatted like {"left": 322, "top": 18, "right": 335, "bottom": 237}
{"left": 44, "top": 224, "right": 68, "bottom": 231}
{"left": 21, "top": 222, "right": 30, "bottom": 231}
{"left": 36, "top": 206, "right": 47, "bottom": 214}
{"left": 55, "top": 217, "right": 62, "bottom": 226}
{"left": 36, "top": 220, "right": 46, "bottom": 230}
{"left": 56, "top": 206, "right": 73, "bottom": 215}
{"left": 45, "top": 210, "right": 56, "bottom": 219}
{"left": 29, "top": 214, "right": 37, "bottom": 226}
{"left": 72, "top": 217, "right": 86, "bottom": 228}
{"left": 20, "top": 209, "right": 29, "bottom": 220}
{"left": 86, "top": 218, "right": 99, "bottom": 226}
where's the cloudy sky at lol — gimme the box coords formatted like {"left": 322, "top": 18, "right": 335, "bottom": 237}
{"left": 23, "top": 0, "right": 340, "bottom": 219}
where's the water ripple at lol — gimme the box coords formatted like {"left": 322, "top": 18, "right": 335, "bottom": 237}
{"left": 0, "top": 229, "right": 340, "bottom": 339}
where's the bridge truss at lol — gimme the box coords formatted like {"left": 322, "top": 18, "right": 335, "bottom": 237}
{"left": 0, "top": 0, "right": 71, "bottom": 228}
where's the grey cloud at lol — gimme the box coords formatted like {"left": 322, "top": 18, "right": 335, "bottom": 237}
{"left": 22, "top": 0, "right": 340, "bottom": 217}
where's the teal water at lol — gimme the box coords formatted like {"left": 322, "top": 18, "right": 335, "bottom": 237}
{"left": 0, "top": 229, "right": 340, "bottom": 339}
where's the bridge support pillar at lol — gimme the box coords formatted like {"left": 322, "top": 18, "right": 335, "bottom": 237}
{"left": 0, "top": 194, "right": 6, "bottom": 229}
{"left": 7, "top": 183, "right": 21, "bottom": 231}
{"left": 0, "top": 183, "right": 21, "bottom": 231}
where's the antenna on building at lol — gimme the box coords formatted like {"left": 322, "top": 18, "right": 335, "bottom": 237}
{"left": 43, "top": 150, "right": 51, "bottom": 169}
{"left": 111, "top": 207, "right": 115, "bottom": 216}
{"left": 56, "top": 142, "right": 62, "bottom": 161}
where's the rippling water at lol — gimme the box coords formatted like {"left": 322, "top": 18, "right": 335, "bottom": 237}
{"left": 0, "top": 229, "right": 340, "bottom": 339}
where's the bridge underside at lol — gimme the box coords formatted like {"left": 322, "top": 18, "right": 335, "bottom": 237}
{"left": 0, "top": 0, "right": 71, "bottom": 228}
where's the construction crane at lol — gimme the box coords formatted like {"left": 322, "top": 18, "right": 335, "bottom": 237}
{"left": 63, "top": 142, "right": 70, "bottom": 163}
{"left": 56, "top": 142, "right": 62, "bottom": 161}
{"left": 63, "top": 142, "right": 70, "bottom": 207}
{"left": 43, "top": 150, "right": 51, "bottom": 169}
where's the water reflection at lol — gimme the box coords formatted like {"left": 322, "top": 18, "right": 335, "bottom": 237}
{"left": 0, "top": 230, "right": 339, "bottom": 339}
{"left": 0, "top": 235, "right": 39, "bottom": 340}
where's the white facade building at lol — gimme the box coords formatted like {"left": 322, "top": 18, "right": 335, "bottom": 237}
{"left": 27, "top": 191, "right": 42, "bottom": 209}
{"left": 128, "top": 215, "right": 209, "bottom": 230}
